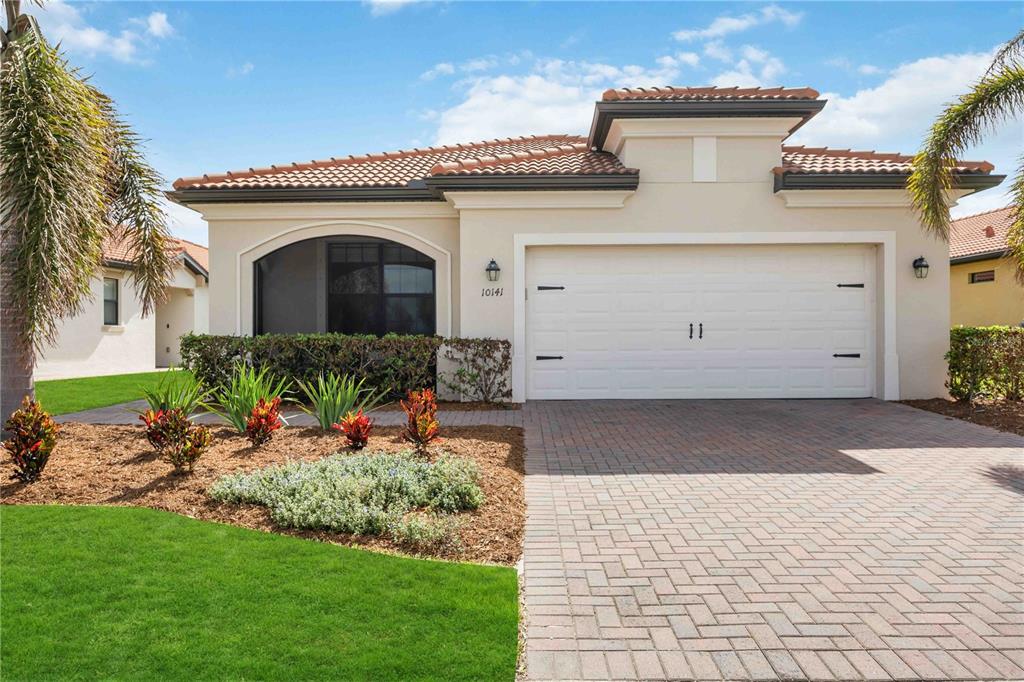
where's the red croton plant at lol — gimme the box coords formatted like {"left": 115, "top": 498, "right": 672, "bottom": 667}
{"left": 334, "top": 409, "right": 373, "bottom": 449}
{"left": 246, "top": 397, "right": 283, "bottom": 447}
{"left": 401, "top": 388, "right": 440, "bottom": 450}
{"left": 4, "top": 397, "right": 59, "bottom": 482}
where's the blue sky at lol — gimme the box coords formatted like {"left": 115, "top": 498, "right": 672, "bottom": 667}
{"left": 35, "top": 0, "right": 1023, "bottom": 245}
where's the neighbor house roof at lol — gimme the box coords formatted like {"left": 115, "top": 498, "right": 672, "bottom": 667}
{"left": 170, "top": 85, "right": 1002, "bottom": 203}
{"left": 950, "top": 206, "right": 1016, "bottom": 263}
{"left": 101, "top": 233, "right": 209, "bottom": 279}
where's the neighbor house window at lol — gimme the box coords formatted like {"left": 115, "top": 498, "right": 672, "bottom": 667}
{"left": 969, "top": 270, "right": 995, "bottom": 284}
{"left": 103, "top": 277, "right": 119, "bottom": 325}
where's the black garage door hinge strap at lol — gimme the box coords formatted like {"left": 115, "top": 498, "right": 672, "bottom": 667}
{"left": 535, "top": 355, "right": 563, "bottom": 360}
{"left": 537, "top": 285, "right": 565, "bottom": 290}
{"left": 836, "top": 283, "right": 865, "bottom": 288}
{"left": 833, "top": 353, "right": 861, "bottom": 358}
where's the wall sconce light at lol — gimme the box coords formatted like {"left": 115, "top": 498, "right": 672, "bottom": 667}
{"left": 912, "top": 256, "right": 929, "bottom": 279}
{"left": 485, "top": 259, "right": 501, "bottom": 282}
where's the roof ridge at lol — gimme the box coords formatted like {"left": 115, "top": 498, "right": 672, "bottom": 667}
{"left": 429, "top": 142, "right": 592, "bottom": 175}
{"left": 170, "top": 236, "right": 208, "bottom": 250}
{"left": 602, "top": 85, "right": 820, "bottom": 101}
{"left": 951, "top": 205, "right": 1014, "bottom": 223}
{"left": 172, "top": 134, "right": 586, "bottom": 189}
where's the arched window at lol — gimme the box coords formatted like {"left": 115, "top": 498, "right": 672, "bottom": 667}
{"left": 255, "top": 236, "right": 435, "bottom": 336}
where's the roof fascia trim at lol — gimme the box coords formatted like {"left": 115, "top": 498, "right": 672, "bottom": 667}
{"left": 589, "top": 99, "right": 826, "bottom": 148}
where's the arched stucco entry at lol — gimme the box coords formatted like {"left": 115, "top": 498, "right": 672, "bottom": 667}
{"left": 237, "top": 220, "right": 452, "bottom": 336}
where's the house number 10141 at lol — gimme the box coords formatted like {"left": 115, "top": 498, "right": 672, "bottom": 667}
{"left": 481, "top": 287, "right": 503, "bottom": 297}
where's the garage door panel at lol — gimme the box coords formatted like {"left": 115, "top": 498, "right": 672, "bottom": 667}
{"left": 526, "top": 244, "right": 876, "bottom": 400}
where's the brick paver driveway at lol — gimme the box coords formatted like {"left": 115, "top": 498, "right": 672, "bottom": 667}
{"left": 520, "top": 399, "right": 1024, "bottom": 681}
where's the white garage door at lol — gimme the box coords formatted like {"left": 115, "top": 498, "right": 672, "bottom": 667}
{"left": 526, "top": 244, "right": 876, "bottom": 399}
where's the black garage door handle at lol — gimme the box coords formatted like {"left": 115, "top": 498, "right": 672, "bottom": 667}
{"left": 536, "top": 355, "right": 563, "bottom": 361}
{"left": 833, "top": 353, "right": 861, "bottom": 358}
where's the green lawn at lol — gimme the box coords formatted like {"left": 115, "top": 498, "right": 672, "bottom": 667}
{"left": 34, "top": 370, "right": 193, "bottom": 415}
{"left": 1, "top": 505, "right": 519, "bottom": 681}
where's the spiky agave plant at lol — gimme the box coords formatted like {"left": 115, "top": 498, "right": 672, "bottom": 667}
{"left": 0, "top": 1, "right": 173, "bottom": 420}
{"left": 908, "top": 29, "right": 1024, "bottom": 282}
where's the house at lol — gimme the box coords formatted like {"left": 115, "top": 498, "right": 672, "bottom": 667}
{"left": 35, "top": 237, "right": 210, "bottom": 379}
{"left": 949, "top": 206, "right": 1023, "bottom": 327}
{"left": 168, "top": 86, "right": 1003, "bottom": 402}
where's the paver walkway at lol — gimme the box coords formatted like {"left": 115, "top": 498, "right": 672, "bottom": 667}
{"left": 520, "top": 399, "right": 1024, "bottom": 681}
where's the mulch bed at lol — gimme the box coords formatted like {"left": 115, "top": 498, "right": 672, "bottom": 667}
{"left": 1, "top": 423, "right": 525, "bottom": 566}
{"left": 902, "top": 398, "right": 1024, "bottom": 437}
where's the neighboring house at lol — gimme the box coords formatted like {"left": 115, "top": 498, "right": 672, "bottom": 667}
{"left": 35, "top": 237, "right": 209, "bottom": 379}
{"left": 169, "top": 85, "right": 1003, "bottom": 402}
{"left": 949, "top": 206, "right": 1023, "bottom": 327}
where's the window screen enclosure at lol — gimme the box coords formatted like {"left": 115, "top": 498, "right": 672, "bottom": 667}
{"left": 255, "top": 236, "right": 436, "bottom": 336}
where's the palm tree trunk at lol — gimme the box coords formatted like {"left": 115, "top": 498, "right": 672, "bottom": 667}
{"left": 1, "top": 220, "right": 34, "bottom": 422}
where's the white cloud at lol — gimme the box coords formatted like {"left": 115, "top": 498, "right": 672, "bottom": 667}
{"left": 433, "top": 57, "right": 682, "bottom": 144}
{"left": 793, "top": 50, "right": 996, "bottom": 148}
{"left": 658, "top": 52, "right": 701, "bottom": 70}
{"left": 226, "top": 62, "right": 254, "bottom": 78}
{"left": 145, "top": 12, "right": 173, "bottom": 38}
{"left": 703, "top": 40, "right": 733, "bottom": 62}
{"left": 420, "top": 62, "right": 455, "bottom": 80}
{"left": 711, "top": 45, "right": 786, "bottom": 88}
{"left": 364, "top": 0, "right": 419, "bottom": 16}
{"left": 826, "top": 57, "right": 884, "bottom": 77}
{"left": 36, "top": 0, "right": 172, "bottom": 63}
{"left": 673, "top": 4, "right": 802, "bottom": 42}
{"left": 857, "top": 64, "right": 882, "bottom": 76}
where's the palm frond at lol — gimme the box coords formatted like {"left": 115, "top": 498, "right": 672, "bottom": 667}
{"left": 97, "top": 92, "right": 172, "bottom": 315}
{"left": 0, "top": 28, "right": 108, "bottom": 348}
{"left": 908, "top": 63, "right": 1024, "bottom": 240}
{"left": 986, "top": 29, "right": 1024, "bottom": 76}
{"left": 1006, "top": 155, "right": 1024, "bottom": 284}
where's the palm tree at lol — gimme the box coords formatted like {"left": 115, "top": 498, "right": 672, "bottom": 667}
{"left": 909, "top": 29, "right": 1024, "bottom": 282}
{"left": 1, "top": 0, "right": 172, "bottom": 419}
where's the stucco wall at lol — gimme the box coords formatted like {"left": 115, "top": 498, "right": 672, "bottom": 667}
{"left": 950, "top": 257, "right": 1024, "bottom": 327}
{"left": 196, "top": 202, "right": 461, "bottom": 336}
{"left": 36, "top": 267, "right": 156, "bottom": 380}
{"left": 156, "top": 286, "right": 197, "bottom": 367}
{"left": 190, "top": 124, "right": 962, "bottom": 401}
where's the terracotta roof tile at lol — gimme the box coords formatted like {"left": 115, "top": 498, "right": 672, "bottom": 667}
{"left": 173, "top": 135, "right": 598, "bottom": 190}
{"left": 776, "top": 146, "right": 994, "bottom": 175}
{"left": 101, "top": 233, "right": 209, "bottom": 272}
{"left": 950, "top": 206, "right": 1015, "bottom": 260}
{"left": 430, "top": 143, "right": 635, "bottom": 176}
{"left": 602, "top": 86, "right": 820, "bottom": 101}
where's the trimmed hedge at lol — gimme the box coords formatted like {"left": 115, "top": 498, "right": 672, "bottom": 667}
{"left": 180, "top": 334, "right": 442, "bottom": 398}
{"left": 947, "top": 326, "right": 1024, "bottom": 402}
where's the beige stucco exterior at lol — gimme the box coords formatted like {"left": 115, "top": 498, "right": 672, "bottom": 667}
{"left": 950, "top": 256, "right": 1024, "bottom": 327}
{"left": 36, "top": 260, "right": 209, "bottom": 380}
{"left": 188, "top": 117, "right": 972, "bottom": 401}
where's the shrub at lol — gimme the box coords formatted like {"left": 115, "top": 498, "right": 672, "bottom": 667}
{"left": 3, "top": 398, "right": 59, "bottom": 483}
{"left": 390, "top": 513, "right": 463, "bottom": 553}
{"left": 439, "top": 338, "right": 512, "bottom": 403}
{"left": 209, "top": 364, "right": 292, "bottom": 433}
{"left": 140, "top": 371, "right": 209, "bottom": 417}
{"left": 138, "top": 408, "right": 213, "bottom": 471}
{"left": 334, "top": 410, "right": 373, "bottom": 449}
{"left": 401, "top": 389, "right": 440, "bottom": 449}
{"left": 139, "top": 409, "right": 171, "bottom": 451}
{"left": 209, "top": 451, "right": 483, "bottom": 538}
{"left": 947, "top": 326, "right": 1024, "bottom": 402}
{"left": 180, "top": 333, "right": 441, "bottom": 398}
{"left": 246, "top": 397, "right": 283, "bottom": 447}
{"left": 298, "top": 372, "right": 383, "bottom": 430}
